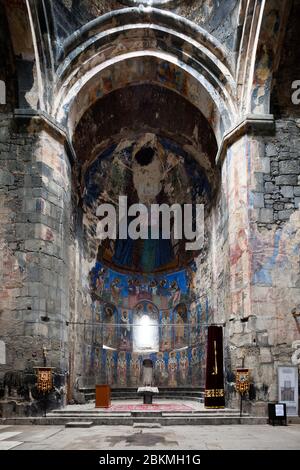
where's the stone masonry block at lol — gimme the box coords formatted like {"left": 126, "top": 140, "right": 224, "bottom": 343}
{"left": 279, "top": 160, "right": 299, "bottom": 174}
{"left": 265, "top": 182, "right": 275, "bottom": 192}
{"left": 259, "top": 208, "right": 274, "bottom": 223}
{"left": 278, "top": 209, "right": 294, "bottom": 220}
{"left": 259, "top": 347, "right": 272, "bottom": 363}
{"left": 265, "top": 143, "right": 277, "bottom": 157}
{"left": 275, "top": 175, "right": 298, "bottom": 185}
{"left": 280, "top": 186, "right": 294, "bottom": 198}
{"left": 253, "top": 192, "right": 265, "bottom": 208}
{"left": 294, "top": 186, "right": 300, "bottom": 197}
{"left": 261, "top": 157, "right": 270, "bottom": 173}
{"left": 254, "top": 172, "right": 264, "bottom": 192}
{"left": 0, "top": 169, "right": 14, "bottom": 186}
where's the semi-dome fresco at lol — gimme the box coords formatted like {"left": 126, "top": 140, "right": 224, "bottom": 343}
{"left": 83, "top": 133, "right": 212, "bottom": 273}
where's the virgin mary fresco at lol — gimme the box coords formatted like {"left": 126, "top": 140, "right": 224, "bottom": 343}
{"left": 84, "top": 133, "right": 209, "bottom": 273}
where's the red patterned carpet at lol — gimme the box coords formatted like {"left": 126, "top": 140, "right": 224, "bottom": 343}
{"left": 104, "top": 404, "right": 194, "bottom": 412}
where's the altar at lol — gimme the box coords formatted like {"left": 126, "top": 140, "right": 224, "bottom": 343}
{"left": 137, "top": 386, "right": 159, "bottom": 404}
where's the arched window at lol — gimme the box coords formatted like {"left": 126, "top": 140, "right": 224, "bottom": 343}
{"left": 133, "top": 301, "right": 159, "bottom": 353}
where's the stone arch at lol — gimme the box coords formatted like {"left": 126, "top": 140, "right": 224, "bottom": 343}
{"left": 51, "top": 7, "right": 237, "bottom": 145}
{"left": 236, "top": 0, "right": 291, "bottom": 115}
{"left": 120, "top": 1, "right": 181, "bottom": 7}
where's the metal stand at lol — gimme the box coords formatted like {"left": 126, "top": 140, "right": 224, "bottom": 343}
{"left": 143, "top": 393, "right": 153, "bottom": 404}
{"left": 44, "top": 394, "right": 47, "bottom": 418}
{"left": 240, "top": 393, "right": 243, "bottom": 417}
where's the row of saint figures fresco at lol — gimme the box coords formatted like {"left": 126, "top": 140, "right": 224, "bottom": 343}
{"left": 87, "top": 261, "right": 205, "bottom": 385}
{"left": 90, "top": 262, "right": 196, "bottom": 310}
{"left": 87, "top": 347, "right": 205, "bottom": 387}
{"left": 91, "top": 299, "right": 202, "bottom": 351}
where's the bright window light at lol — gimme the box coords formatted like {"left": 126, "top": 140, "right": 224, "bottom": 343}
{"left": 133, "top": 313, "right": 159, "bottom": 353}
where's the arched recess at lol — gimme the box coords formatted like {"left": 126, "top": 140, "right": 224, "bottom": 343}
{"left": 50, "top": 7, "right": 237, "bottom": 146}
{"left": 73, "top": 83, "right": 219, "bottom": 192}
{"left": 250, "top": 0, "right": 291, "bottom": 115}
{"left": 236, "top": 0, "right": 291, "bottom": 115}
{"left": 55, "top": 52, "right": 231, "bottom": 147}
{"left": 1, "top": 0, "right": 38, "bottom": 110}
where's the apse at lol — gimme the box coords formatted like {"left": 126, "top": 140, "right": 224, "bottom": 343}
{"left": 72, "top": 80, "right": 218, "bottom": 388}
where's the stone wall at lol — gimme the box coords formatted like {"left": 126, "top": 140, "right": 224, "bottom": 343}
{"left": 188, "top": 120, "right": 300, "bottom": 413}
{"left": 255, "top": 120, "right": 300, "bottom": 228}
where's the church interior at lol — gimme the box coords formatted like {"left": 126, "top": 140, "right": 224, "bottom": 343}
{"left": 0, "top": 0, "right": 300, "bottom": 434}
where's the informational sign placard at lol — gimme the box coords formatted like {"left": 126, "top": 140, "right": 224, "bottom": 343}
{"left": 275, "top": 404, "right": 285, "bottom": 416}
{"left": 278, "top": 366, "right": 298, "bottom": 416}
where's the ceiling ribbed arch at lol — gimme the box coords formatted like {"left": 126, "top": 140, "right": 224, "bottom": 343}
{"left": 51, "top": 8, "right": 237, "bottom": 145}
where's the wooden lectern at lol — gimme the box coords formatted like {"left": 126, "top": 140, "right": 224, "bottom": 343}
{"left": 95, "top": 384, "right": 111, "bottom": 408}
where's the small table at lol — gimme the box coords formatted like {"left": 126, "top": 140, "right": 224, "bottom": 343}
{"left": 95, "top": 384, "right": 111, "bottom": 408}
{"left": 137, "top": 387, "right": 159, "bottom": 404}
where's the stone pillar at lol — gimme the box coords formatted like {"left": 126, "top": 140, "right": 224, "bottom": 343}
{"left": 0, "top": 114, "right": 71, "bottom": 413}
{"left": 221, "top": 118, "right": 300, "bottom": 415}
{"left": 220, "top": 133, "right": 254, "bottom": 411}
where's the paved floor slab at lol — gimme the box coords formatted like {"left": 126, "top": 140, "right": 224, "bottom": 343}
{"left": 0, "top": 441, "right": 23, "bottom": 450}
{"left": 0, "top": 431, "right": 22, "bottom": 441}
{"left": 1, "top": 426, "right": 63, "bottom": 443}
{"left": 2, "top": 424, "right": 297, "bottom": 450}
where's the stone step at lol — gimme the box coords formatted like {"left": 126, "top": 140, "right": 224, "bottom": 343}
{"left": 111, "top": 392, "right": 204, "bottom": 396}
{"left": 65, "top": 421, "right": 94, "bottom": 428}
{"left": 84, "top": 393, "right": 204, "bottom": 401}
{"left": 86, "top": 392, "right": 203, "bottom": 394}
{"left": 48, "top": 412, "right": 131, "bottom": 417}
{"left": 84, "top": 390, "right": 204, "bottom": 393}
{"left": 79, "top": 388, "right": 205, "bottom": 402}
{"left": 80, "top": 387, "right": 204, "bottom": 391}
{"left": 49, "top": 407, "right": 240, "bottom": 415}
{"left": 48, "top": 411, "right": 246, "bottom": 419}
{"left": 109, "top": 396, "right": 203, "bottom": 400}
{"left": 133, "top": 422, "right": 162, "bottom": 428}
{"left": 161, "top": 413, "right": 247, "bottom": 417}
{"left": 0, "top": 416, "right": 268, "bottom": 426}
{"left": 131, "top": 411, "right": 163, "bottom": 417}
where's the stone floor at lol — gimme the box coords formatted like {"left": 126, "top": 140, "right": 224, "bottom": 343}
{"left": 59, "top": 399, "right": 201, "bottom": 411}
{"left": 0, "top": 424, "right": 299, "bottom": 450}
